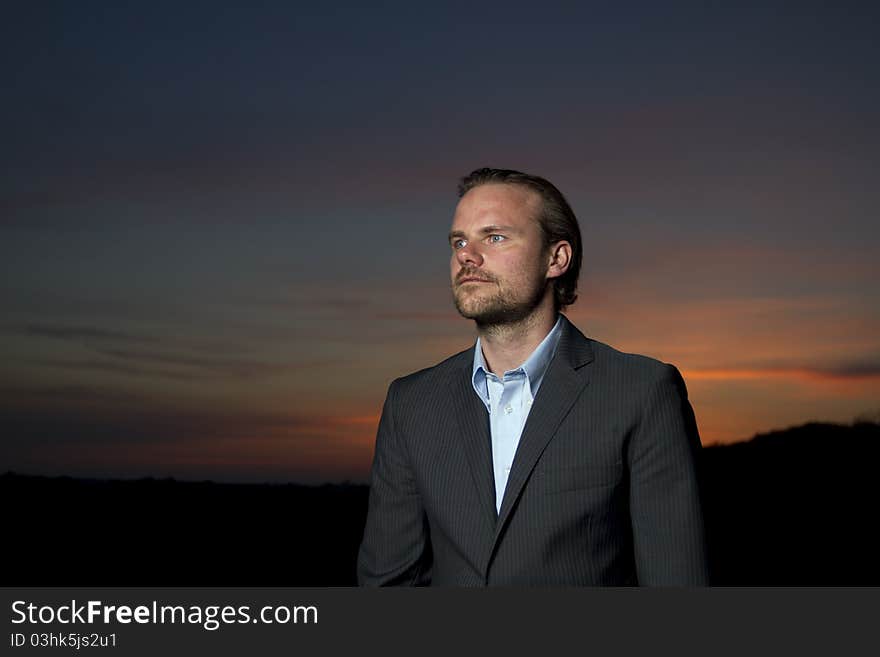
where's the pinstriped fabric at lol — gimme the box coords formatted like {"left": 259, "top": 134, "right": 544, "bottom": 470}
{"left": 357, "top": 315, "right": 710, "bottom": 586}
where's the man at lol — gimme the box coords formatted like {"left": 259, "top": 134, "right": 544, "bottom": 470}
{"left": 357, "top": 167, "right": 709, "bottom": 586}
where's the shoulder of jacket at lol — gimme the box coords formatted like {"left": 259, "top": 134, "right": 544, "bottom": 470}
{"left": 388, "top": 347, "right": 472, "bottom": 394}
{"left": 586, "top": 337, "right": 677, "bottom": 383}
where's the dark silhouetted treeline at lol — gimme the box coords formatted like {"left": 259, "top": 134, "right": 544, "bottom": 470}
{"left": 701, "top": 421, "right": 879, "bottom": 585}
{"left": 2, "top": 477, "right": 368, "bottom": 586}
{"left": 3, "top": 421, "right": 878, "bottom": 585}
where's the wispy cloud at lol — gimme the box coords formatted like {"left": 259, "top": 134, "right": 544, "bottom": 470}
{"left": 23, "top": 324, "right": 159, "bottom": 344}
{"left": 13, "top": 323, "right": 325, "bottom": 381}
{"left": 682, "top": 360, "right": 880, "bottom": 383}
{"left": 823, "top": 362, "right": 880, "bottom": 379}
{"left": 27, "top": 358, "right": 217, "bottom": 382}
{"left": 93, "top": 347, "right": 301, "bottom": 379}
{"left": 0, "top": 384, "right": 147, "bottom": 405}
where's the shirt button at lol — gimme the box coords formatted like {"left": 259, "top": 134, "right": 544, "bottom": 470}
{"left": 526, "top": 398, "right": 533, "bottom": 406}
{"left": 504, "top": 405, "right": 513, "bottom": 414}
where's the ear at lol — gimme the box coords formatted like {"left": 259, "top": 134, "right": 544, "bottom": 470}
{"left": 546, "top": 240, "right": 572, "bottom": 280}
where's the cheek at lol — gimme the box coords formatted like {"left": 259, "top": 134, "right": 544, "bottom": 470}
{"left": 502, "top": 254, "right": 528, "bottom": 278}
{"left": 508, "top": 257, "right": 540, "bottom": 286}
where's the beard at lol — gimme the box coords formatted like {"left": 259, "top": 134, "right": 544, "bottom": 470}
{"left": 453, "top": 268, "right": 548, "bottom": 328}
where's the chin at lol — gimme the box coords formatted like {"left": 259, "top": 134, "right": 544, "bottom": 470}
{"left": 454, "top": 297, "right": 488, "bottom": 321}
{"left": 457, "top": 302, "right": 523, "bottom": 326}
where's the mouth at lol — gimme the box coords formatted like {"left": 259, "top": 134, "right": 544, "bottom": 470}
{"left": 457, "top": 277, "right": 493, "bottom": 286}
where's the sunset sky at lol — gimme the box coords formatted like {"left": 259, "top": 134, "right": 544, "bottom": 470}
{"left": 2, "top": 1, "right": 878, "bottom": 483}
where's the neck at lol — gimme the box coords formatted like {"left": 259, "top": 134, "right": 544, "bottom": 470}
{"left": 477, "top": 301, "right": 558, "bottom": 375}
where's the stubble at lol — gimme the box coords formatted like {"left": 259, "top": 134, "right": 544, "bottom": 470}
{"left": 452, "top": 267, "right": 548, "bottom": 330}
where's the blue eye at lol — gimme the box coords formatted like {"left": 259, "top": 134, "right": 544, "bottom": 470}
{"left": 453, "top": 239, "right": 467, "bottom": 249}
{"left": 488, "top": 234, "right": 505, "bottom": 243}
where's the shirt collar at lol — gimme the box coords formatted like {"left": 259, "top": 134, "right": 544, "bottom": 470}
{"left": 471, "top": 315, "right": 564, "bottom": 403}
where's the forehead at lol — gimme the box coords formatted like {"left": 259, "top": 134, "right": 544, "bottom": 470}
{"left": 451, "top": 183, "right": 542, "bottom": 232}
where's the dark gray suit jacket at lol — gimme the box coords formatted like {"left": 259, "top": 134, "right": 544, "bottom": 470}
{"left": 357, "top": 315, "right": 709, "bottom": 586}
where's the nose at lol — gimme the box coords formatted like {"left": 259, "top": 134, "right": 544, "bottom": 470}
{"left": 455, "top": 242, "right": 483, "bottom": 268}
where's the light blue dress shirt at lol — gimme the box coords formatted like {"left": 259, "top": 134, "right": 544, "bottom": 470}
{"left": 471, "top": 315, "right": 564, "bottom": 513}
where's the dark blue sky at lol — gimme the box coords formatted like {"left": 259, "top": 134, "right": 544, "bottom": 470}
{"left": 2, "top": 1, "right": 878, "bottom": 482}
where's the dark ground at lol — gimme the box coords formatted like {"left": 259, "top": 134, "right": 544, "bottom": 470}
{"left": 4, "top": 421, "right": 878, "bottom": 585}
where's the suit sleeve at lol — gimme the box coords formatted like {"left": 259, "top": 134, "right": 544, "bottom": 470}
{"left": 357, "top": 379, "right": 432, "bottom": 585}
{"left": 628, "top": 364, "right": 710, "bottom": 585}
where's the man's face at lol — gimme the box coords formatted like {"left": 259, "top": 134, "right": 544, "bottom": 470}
{"left": 449, "top": 183, "right": 551, "bottom": 326}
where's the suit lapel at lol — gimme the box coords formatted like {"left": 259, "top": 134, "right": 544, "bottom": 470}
{"left": 449, "top": 353, "right": 498, "bottom": 529}
{"left": 493, "top": 316, "right": 595, "bottom": 542}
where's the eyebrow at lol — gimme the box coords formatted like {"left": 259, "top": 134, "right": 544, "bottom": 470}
{"left": 448, "top": 225, "right": 518, "bottom": 242}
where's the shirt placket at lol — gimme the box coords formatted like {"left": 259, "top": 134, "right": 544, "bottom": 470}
{"left": 495, "top": 372, "right": 524, "bottom": 510}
